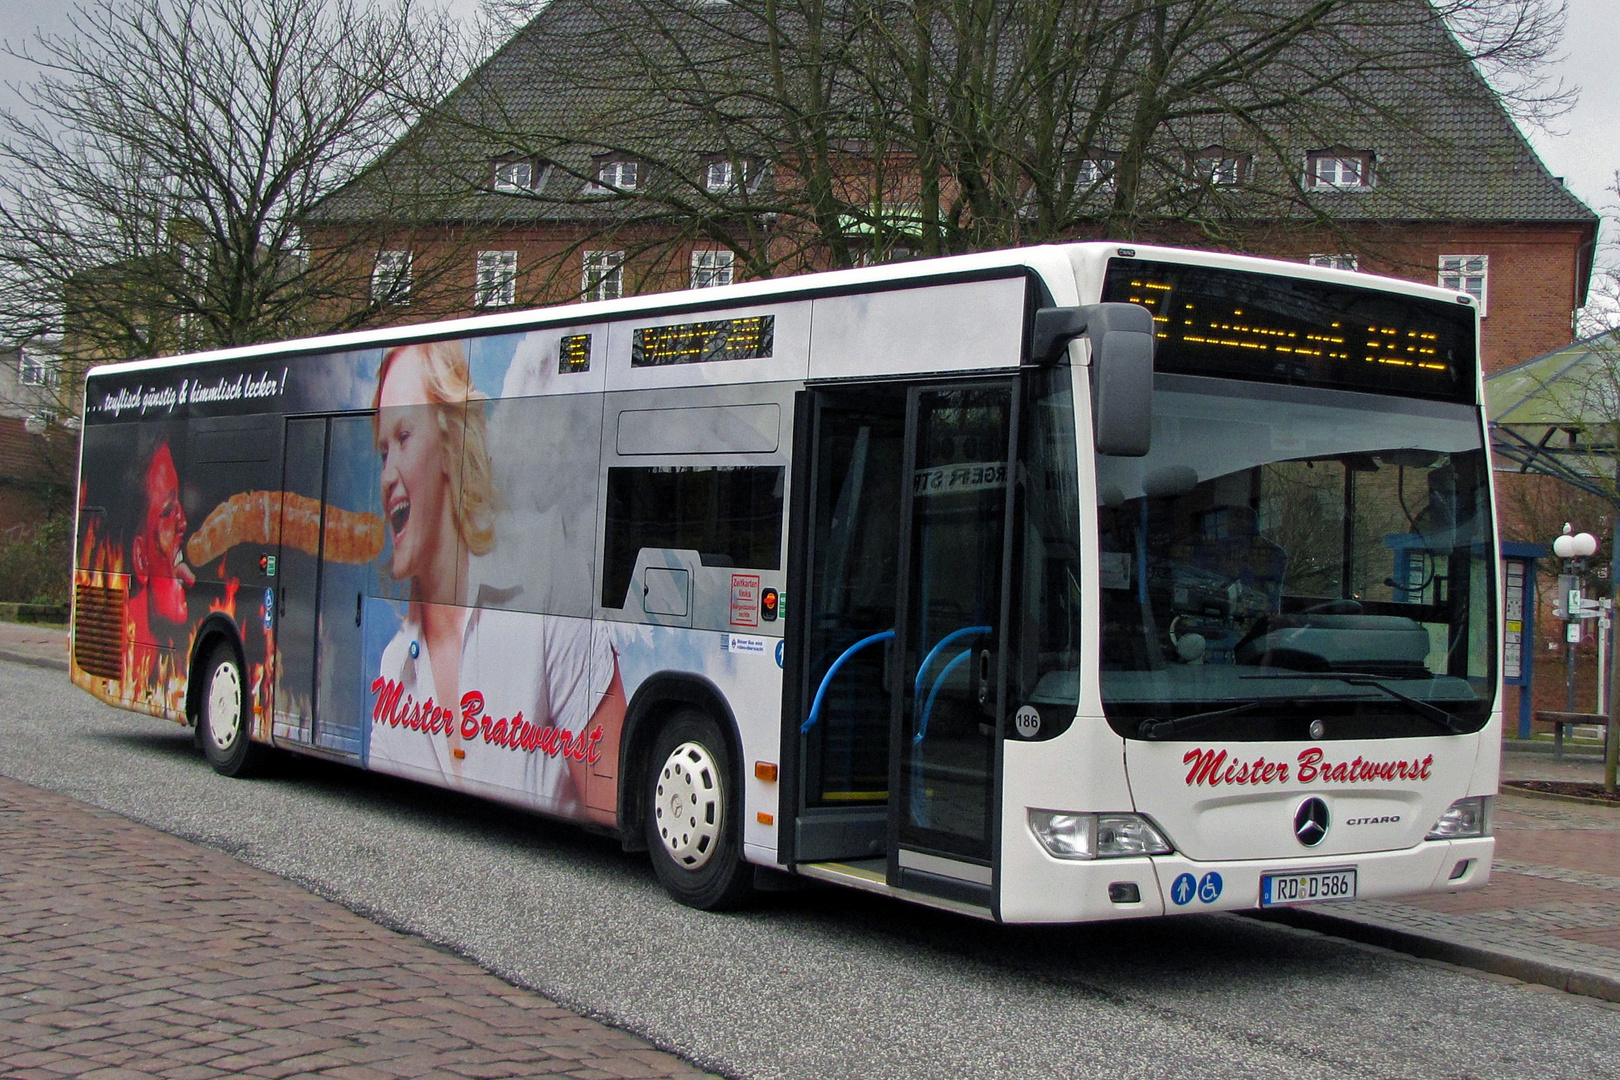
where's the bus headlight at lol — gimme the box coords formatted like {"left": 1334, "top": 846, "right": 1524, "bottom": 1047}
{"left": 1425, "top": 796, "right": 1494, "bottom": 840}
{"left": 1028, "top": 810, "right": 1173, "bottom": 859}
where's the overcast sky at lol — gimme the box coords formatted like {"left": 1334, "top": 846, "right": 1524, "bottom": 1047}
{"left": 1, "top": 0, "right": 1614, "bottom": 240}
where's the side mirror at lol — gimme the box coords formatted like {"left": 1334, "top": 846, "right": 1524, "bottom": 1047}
{"left": 1030, "top": 302, "right": 1153, "bottom": 457}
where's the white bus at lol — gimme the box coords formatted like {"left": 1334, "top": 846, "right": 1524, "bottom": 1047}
{"left": 70, "top": 242, "right": 1498, "bottom": 920}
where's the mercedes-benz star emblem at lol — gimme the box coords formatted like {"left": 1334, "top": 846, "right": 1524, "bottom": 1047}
{"left": 1294, "top": 798, "right": 1330, "bottom": 847}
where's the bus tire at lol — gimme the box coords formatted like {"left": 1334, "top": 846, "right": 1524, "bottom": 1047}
{"left": 645, "top": 709, "right": 753, "bottom": 910}
{"left": 199, "top": 642, "right": 263, "bottom": 778}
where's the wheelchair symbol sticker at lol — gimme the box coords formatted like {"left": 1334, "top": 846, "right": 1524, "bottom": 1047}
{"left": 1171, "top": 871, "right": 1222, "bottom": 906}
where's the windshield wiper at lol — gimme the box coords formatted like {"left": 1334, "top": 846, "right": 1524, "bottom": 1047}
{"left": 1242, "top": 672, "right": 1467, "bottom": 734}
{"left": 1138, "top": 699, "right": 1265, "bottom": 740}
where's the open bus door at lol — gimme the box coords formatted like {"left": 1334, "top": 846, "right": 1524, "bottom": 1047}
{"left": 789, "top": 379, "right": 1016, "bottom": 911}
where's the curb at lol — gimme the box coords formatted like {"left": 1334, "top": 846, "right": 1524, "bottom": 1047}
{"left": 1251, "top": 907, "right": 1620, "bottom": 1004}
{"left": 0, "top": 649, "right": 68, "bottom": 673}
{"left": 1501, "top": 782, "right": 1620, "bottom": 809}
{"left": 1502, "top": 742, "right": 1605, "bottom": 760}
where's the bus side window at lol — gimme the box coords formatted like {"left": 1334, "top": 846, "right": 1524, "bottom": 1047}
{"left": 601, "top": 465, "right": 784, "bottom": 611}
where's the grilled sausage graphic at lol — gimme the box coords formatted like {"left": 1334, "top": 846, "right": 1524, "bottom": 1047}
{"left": 186, "top": 491, "right": 384, "bottom": 566}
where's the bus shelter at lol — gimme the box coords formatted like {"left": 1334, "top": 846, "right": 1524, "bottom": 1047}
{"left": 1487, "top": 331, "right": 1620, "bottom": 778}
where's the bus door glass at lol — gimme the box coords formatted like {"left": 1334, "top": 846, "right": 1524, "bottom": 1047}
{"left": 796, "top": 388, "right": 907, "bottom": 862}
{"left": 274, "top": 413, "right": 374, "bottom": 756}
{"left": 892, "top": 383, "right": 1014, "bottom": 875}
{"left": 793, "top": 380, "right": 1014, "bottom": 888}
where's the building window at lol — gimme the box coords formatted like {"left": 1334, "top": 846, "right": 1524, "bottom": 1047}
{"left": 1194, "top": 148, "right": 1250, "bottom": 186}
{"left": 590, "top": 158, "right": 639, "bottom": 194}
{"left": 371, "top": 250, "right": 413, "bottom": 305}
{"left": 582, "top": 250, "right": 624, "bottom": 301}
{"left": 493, "top": 160, "right": 534, "bottom": 192}
{"left": 475, "top": 250, "right": 518, "bottom": 308}
{"left": 855, "top": 246, "right": 916, "bottom": 267}
{"left": 1308, "top": 253, "right": 1359, "bottom": 272}
{"left": 1439, "top": 254, "right": 1488, "bottom": 315}
{"left": 1076, "top": 156, "right": 1116, "bottom": 191}
{"left": 705, "top": 158, "right": 738, "bottom": 193}
{"left": 17, "top": 346, "right": 54, "bottom": 387}
{"left": 1305, "top": 150, "right": 1373, "bottom": 190}
{"left": 690, "top": 250, "right": 734, "bottom": 289}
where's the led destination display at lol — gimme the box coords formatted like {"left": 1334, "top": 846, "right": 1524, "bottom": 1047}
{"left": 1102, "top": 258, "right": 1477, "bottom": 402}
{"left": 631, "top": 314, "right": 775, "bottom": 367}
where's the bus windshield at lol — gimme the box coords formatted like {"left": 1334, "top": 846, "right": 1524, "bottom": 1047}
{"left": 1095, "top": 377, "right": 1494, "bottom": 741}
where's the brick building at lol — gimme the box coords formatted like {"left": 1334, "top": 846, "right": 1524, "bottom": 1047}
{"left": 310, "top": 0, "right": 1598, "bottom": 380}
{"left": 0, "top": 341, "right": 75, "bottom": 538}
{"left": 304, "top": 0, "right": 1607, "bottom": 744}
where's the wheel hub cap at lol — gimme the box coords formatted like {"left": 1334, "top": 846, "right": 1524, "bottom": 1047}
{"left": 208, "top": 661, "right": 242, "bottom": 751}
{"left": 654, "top": 740, "right": 722, "bottom": 869}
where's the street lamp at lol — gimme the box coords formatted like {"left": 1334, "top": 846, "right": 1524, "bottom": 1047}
{"left": 1553, "top": 525, "right": 1598, "bottom": 561}
{"left": 1553, "top": 524, "right": 1602, "bottom": 714}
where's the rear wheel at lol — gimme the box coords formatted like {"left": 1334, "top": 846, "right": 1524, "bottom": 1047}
{"left": 645, "top": 710, "right": 753, "bottom": 910}
{"left": 199, "top": 642, "right": 264, "bottom": 777}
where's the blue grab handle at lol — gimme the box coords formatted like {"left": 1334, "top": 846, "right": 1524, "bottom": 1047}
{"left": 802, "top": 630, "right": 896, "bottom": 733}
{"left": 915, "top": 648, "right": 975, "bottom": 744}
{"left": 912, "top": 625, "right": 992, "bottom": 703}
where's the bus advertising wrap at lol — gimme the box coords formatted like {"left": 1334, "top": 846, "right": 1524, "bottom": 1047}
{"left": 73, "top": 325, "right": 784, "bottom": 826}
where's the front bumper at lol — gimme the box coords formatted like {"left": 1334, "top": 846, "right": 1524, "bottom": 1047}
{"left": 996, "top": 833, "right": 1494, "bottom": 923}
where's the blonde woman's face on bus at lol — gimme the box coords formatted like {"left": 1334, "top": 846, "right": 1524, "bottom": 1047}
{"left": 376, "top": 347, "right": 453, "bottom": 592}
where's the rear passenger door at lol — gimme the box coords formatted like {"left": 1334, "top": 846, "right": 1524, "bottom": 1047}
{"left": 274, "top": 413, "right": 375, "bottom": 756}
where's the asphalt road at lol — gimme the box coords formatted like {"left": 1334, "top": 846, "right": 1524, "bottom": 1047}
{"left": 6, "top": 658, "right": 1620, "bottom": 1080}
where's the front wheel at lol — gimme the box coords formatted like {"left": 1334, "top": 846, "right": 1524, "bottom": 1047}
{"left": 645, "top": 710, "right": 753, "bottom": 910}
{"left": 199, "top": 642, "right": 265, "bottom": 777}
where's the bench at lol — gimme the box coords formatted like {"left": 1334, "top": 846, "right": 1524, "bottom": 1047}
{"left": 1535, "top": 710, "right": 1609, "bottom": 759}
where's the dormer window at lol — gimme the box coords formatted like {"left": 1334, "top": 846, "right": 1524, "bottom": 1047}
{"left": 1075, "top": 155, "right": 1117, "bottom": 191}
{"left": 705, "top": 158, "right": 738, "bottom": 193}
{"left": 1194, "top": 147, "right": 1251, "bottom": 186}
{"left": 1305, "top": 150, "right": 1373, "bottom": 190}
{"left": 702, "top": 156, "right": 760, "bottom": 194}
{"left": 493, "top": 159, "right": 536, "bottom": 192}
{"left": 589, "top": 157, "right": 640, "bottom": 194}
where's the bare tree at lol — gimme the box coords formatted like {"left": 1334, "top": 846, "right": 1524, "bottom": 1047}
{"left": 423, "top": 0, "right": 1572, "bottom": 291}
{"left": 0, "top": 0, "right": 479, "bottom": 384}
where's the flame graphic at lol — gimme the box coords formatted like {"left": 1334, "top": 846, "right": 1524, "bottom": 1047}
{"left": 72, "top": 517, "right": 275, "bottom": 736}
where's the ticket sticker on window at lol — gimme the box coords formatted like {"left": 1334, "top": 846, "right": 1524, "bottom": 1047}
{"left": 731, "top": 573, "right": 761, "bottom": 626}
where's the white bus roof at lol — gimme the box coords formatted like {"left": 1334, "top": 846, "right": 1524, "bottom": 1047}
{"left": 86, "top": 241, "right": 1476, "bottom": 380}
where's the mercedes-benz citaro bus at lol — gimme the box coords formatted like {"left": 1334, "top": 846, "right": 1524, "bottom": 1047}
{"left": 70, "top": 242, "right": 1497, "bottom": 920}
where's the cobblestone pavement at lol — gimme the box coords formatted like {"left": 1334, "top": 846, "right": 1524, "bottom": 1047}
{"left": 0, "top": 775, "right": 716, "bottom": 1080}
